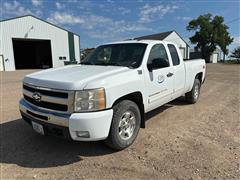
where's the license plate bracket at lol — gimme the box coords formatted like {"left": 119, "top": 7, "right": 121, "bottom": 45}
{"left": 32, "top": 121, "right": 45, "bottom": 135}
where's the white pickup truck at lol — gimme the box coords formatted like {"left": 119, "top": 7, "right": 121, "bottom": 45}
{"left": 20, "top": 40, "right": 206, "bottom": 150}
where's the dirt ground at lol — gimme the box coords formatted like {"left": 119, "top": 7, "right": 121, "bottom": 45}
{"left": 0, "top": 64, "right": 239, "bottom": 179}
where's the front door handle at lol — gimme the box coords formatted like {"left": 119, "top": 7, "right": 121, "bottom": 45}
{"left": 167, "top": 72, "right": 174, "bottom": 77}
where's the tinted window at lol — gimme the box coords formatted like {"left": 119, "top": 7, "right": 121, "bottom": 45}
{"left": 148, "top": 44, "right": 169, "bottom": 67}
{"left": 168, "top": 44, "right": 180, "bottom": 66}
{"left": 82, "top": 43, "right": 147, "bottom": 68}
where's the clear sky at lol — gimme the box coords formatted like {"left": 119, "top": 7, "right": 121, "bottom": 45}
{"left": 1, "top": 0, "right": 239, "bottom": 51}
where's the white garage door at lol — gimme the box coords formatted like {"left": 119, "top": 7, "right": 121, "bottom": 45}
{"left": 179, "top": 48, "right": 185, "bottom": 59}
{"left": 0, "top": 55, "right": 4, "bottom": 71}
{"left": 212, "top": 53, "right": 218, "bottom": 63}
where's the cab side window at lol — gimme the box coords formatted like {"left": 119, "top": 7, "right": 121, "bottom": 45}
{"left": 168, "top": 44, "right": 180, "bottom": 66}
{"left": 147, "top": 44, "right": 169, "bottom": 68}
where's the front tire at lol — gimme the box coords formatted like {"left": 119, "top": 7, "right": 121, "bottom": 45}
{"left": 185, "top": 78, "right": 201, "bottom": 104}
{"left": 105, "top": 100, "right": 141, "bottom": 150}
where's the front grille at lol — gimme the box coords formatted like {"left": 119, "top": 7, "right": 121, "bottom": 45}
{"left": 23, "top": 84, "right": 68, "bottom": 98}
{"left": 24, "top": 95, "right": 68, "bottom": 111}
{"left": 23, "top": 83, "right": 73, "bottom": 112}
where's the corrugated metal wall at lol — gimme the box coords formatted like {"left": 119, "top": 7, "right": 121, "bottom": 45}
{"left": 0, "top": 16, "right": 80, "bottom": 71}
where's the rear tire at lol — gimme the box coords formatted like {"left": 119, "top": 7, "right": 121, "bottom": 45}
{"left": 105, "top": 100, "right": 141, "bottom": 150}
{"left": 185, "top": 78, "right": 201, "bottom": 104}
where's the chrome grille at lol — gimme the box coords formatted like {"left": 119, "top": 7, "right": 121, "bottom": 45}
{"left": 23, "top": 83, "right": 74, "bottom": 112}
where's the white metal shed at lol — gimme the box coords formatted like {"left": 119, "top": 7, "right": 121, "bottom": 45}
{"left": 209, "top": 48, "right": 222, "bottom": 63}
{"left": 135, "top": 31, "right": 190, "bottom": 59}
{"left": 0, "top": 15, "right": 80, "bottom": 71}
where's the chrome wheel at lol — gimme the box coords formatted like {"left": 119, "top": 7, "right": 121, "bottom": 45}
{"left": 105, "top": 100, "right": 141, "bottom": 150}
{"left": 118, "top": 111, "right": 136, "bottom": 140}
{"left": 194, "top": 84, "right": 199, "bottom": 100}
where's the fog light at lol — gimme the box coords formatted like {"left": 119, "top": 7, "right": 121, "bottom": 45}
{"left": 76, "top": 131, "right": 90, "bottom": 138}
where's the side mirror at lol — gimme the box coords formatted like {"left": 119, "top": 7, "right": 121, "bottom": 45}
{"left": 148, "top": 58, "right": 169, "bottom": 71}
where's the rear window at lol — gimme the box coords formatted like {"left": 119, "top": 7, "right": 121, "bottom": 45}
{"left": 168, "top": 44, "right": 180, "bottom": 66}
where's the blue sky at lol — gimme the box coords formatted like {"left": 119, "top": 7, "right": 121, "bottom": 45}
{"left": 1, "top": 0, "right": 239, "bottom": 51}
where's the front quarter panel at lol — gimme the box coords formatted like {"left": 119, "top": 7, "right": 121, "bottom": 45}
{"left": 84, "top": 68, "right": 146, "bottom": 109}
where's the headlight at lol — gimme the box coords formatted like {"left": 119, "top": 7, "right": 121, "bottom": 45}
{"left": 74, "top": 88, "right": 106, "bottom": 112}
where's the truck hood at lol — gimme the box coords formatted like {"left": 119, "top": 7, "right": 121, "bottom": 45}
{"left": 24, "top": 65, "right": 129, "bottom": 90}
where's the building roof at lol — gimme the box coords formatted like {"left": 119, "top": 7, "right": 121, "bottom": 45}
{"left": 134, "top": 31, "right": 173, "bottom": 41}
{"left": 134, "top": 30, "right": 189, "bottom": 47}
{"left": 0, "top": 15, "right": 80, "bottom": 37}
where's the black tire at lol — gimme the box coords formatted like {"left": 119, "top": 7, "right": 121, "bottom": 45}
{"left": 105, "top": 100, "right": 141, "bottom": 150}
{"left": 185, "top": 78, "right": 201, "bottom": 104}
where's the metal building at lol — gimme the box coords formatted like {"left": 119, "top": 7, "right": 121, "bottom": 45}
{"left": 209, "top": 47, "right": 222, "bottom": 63}
{"left": 190, "top": 47, "right": 222, "bottom": 63}
{"left": 135, "top": 30, "right": 190, "bottom": 59}
{"left": 0, "top": 15, "right": 80, "bottom": 71}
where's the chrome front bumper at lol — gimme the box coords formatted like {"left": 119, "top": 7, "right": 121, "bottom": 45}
{"left": 20, "top": 98, "right": 114, "bottom": 141}
{"left": 19, "top": 98, "right": 70, "bottom": 127}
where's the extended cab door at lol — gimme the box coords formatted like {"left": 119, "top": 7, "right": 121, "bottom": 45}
{"left": 167, "top": 44, "right": 185, "bottom": 98}
{"left": 144, "top": 43, "right": 174, "bottom": 111}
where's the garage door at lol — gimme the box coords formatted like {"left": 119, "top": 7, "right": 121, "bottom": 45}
{"left": 13, "top": 38, "right": 53, "bottom": 69}
{"left": 179, "top": 48, "right": 185, "bottom": 59}
{"left": 212, "top": 53, "right": 218, "bottom": 63}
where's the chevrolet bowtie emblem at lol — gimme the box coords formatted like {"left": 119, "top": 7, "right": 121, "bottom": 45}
{"left": 32, "top": 92, "right": 42, "bottom": 102}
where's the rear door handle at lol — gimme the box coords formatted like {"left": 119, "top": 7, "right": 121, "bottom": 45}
{"left": 167, "top": 72, "right": 174, "bottom": 77}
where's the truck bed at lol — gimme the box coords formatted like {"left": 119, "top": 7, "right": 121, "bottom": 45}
{"left": 184, "top": 59, "right": 206, "bottom": 92}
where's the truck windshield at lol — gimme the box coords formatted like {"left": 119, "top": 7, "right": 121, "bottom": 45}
{"left": 81, "top": 43, "right": 147, "bottom": 68}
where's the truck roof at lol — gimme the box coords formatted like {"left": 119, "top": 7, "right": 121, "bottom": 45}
{"left": 104, "top": 39, "right": 176, "bottom": 46}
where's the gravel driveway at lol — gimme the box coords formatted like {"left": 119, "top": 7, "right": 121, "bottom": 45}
{"left": 0, "top": 64, "right": 239, "bottom": 179}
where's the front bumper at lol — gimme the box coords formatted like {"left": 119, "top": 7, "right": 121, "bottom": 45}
{"left": 19, "top": 98, "right": 113, "bottom": 141}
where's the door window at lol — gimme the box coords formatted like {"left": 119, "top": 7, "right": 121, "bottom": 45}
{"left": 147, "top": 44, "right": 169, "bottom": 68}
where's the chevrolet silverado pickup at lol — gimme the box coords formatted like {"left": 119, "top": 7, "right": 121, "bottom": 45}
{"left": 20, "top": 40, "right": 206, "bottom": 150}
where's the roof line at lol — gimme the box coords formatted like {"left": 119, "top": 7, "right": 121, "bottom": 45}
{"left": 134, "top": 30, "right": 173, "bottom": 40}
{"left": 0, "top": 15, "right": 80, "bottom": 37}
{"left": 135, "top": 30, "right": 190, "bottom": 47}
{"left": 171, "top": 30, "right": 190, "bottom": 47}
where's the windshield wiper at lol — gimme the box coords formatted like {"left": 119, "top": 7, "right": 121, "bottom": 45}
{"left": 90, "top": 62, "right": 125, "bottom": 67}
{"left": 80, "top": 62, "right": 134, "bottom": 69}
{"left": 106, "top": 62, "right": 124, "bottom": 66}
{"left": 79, "top": 62, "right": 94, "bottom": 65}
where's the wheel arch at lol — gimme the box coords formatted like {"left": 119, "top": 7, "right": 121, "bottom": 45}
{"left": 187, "top": 72, "right": 203, "bottom": 93}
{"left": 112, "top": 91, "right": 145, "bottom": 128}
{"left": 195, "top": 72, "right": 203, "bottom": 85}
